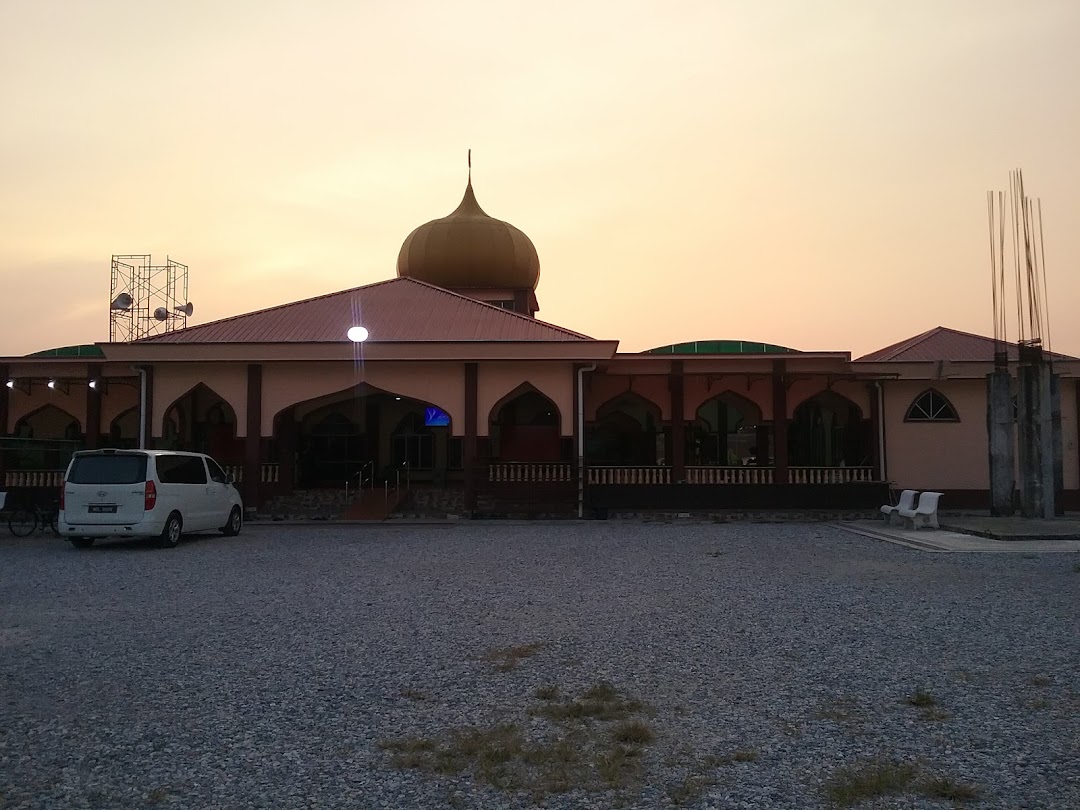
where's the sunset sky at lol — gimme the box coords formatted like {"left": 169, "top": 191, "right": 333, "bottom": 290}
{"left": 2, "top": 0, "right": 1078, "bottom": 359}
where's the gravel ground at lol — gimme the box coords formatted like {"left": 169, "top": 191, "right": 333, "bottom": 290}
{"left": 1, "top": 522, "right": 1078, "bottom": 809}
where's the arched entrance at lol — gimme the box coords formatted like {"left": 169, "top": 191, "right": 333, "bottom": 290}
{"left": 162, "top": 385, "right": 241, "bottom": 463}
{"left": 790, "top": 391, "right": 870, "bottom": 467}
{"left": 689, "top": 392, "right": 765, "bottom": 466}
{"left": 586, "top": 392, "right": 663, "bottom": 465}
{"left": 490, "top": 388, "right": 562, "bottom": 462}
{"left": 109, "top": 407, "right": 140, "bottom": 449}
{"left": 14, "top": 405, "right": 81, "bottom": 441}
{"left": 290, "top": 385, "right": 453, "bottom": 487}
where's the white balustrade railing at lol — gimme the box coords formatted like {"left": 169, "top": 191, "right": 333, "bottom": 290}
{"left": 787, "top": 466, "right": 875, "bottom": 484}
{"left": 587, "top": 466, "right": 671, "bottom": 485}
{"left": 488, "top": 462, "right": 573, "bottom": 483}
{"left": 223, "top": 464, "right": 281, "bottom": 484}
{"left": 685, "top": 466, "right": 774, "bottom": 485}
{"left": 3, "top": 470, "right": 65, "bottom": 488}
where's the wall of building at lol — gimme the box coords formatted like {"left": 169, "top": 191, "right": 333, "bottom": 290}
{"left": 153, "top": 364, "right": 249, "bottom": 438}
{"left": 884, "top": 379, "right": 990, "bottom": 490}
{"left": 478, "top": 362, "right": 575, "bottom": 437}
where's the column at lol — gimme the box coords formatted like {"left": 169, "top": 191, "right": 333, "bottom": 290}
{"left": 669, "top": 360, "right": 685, "bottom": 481}
{"left": 140, "top": 366, "right": 155, "bottom": 450}
{"left": 278, "top": 407, "right": 298, "bottom": 493}
{"left": 463, "top": 363, "right": 478, "bottom": 515}
{"left": 986, "top": 370, "right": 1015, "bottom": 515}
{"left": 0, "top": 363, "right": 8, "bottom": 482}
{"left": 866, "top": 383, "right": 883, "bottom": 481}
{"left": 244, "top": 363, "right": 262, "bottom": 509}
{"left": 85, "top": 363, "right": 102, "bottom": 450}
{"left": 771, "top": 360, "right": 788, "bottom": 484}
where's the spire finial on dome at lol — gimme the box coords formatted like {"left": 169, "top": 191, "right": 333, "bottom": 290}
{"left": 467, "top": 148, "right": 471, "bottom": 184}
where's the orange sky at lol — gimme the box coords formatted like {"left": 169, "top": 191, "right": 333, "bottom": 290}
{"left": 1, "top": 0, "right": 1078, "bottom": 359}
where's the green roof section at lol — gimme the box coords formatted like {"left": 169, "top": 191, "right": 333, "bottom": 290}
{"left": 27, "top": 344, "right": 105, "bottom": 358}
{"left": 646, "top": 340, "right": 797, "bottom": 355}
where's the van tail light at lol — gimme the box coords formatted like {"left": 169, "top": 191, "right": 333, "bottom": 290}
{"left": 144, "top": 480, "right": 157, "bottom": 511}
{"left": 59, "top": 480, "right": 65, "bottom": 510}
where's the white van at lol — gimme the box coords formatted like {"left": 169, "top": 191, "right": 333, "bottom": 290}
{"left": 59, "top": 449, "right": 244, "bottom": 549}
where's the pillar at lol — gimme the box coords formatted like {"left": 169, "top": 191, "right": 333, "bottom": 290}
{"left": 1017, "top": 359, "right": 1054, "bottom": 518}
{"left": 85, "top": 363, "right": 102, "bottom": 450}
{"left": 0, "top": 363, "right": 8, "bottom": 482}
{"left": 463, "top": 363, "right": 478, "bottom": 515}
{"left": 278, "top": 407, "right": 298, "bottom": 492}
{"left": 140, "top": 366, "right": 154, "bottom": 450}
{"left": 1051, "top": 373, "right": 1064, "bottom": 516}
{"left": 771, "top": 360, "right": 788, "bottom": 484}
{"left": 755, "top": 424, "right": 770, "bottom": 467}
{"left": 669, "top": 360, "right": 685, "bottom": 481}
{"left": 244, "top": 363, "right": 262, "bottom": 508}
{"left": 867, "top": 383, "right": 882, "bottom": 481}
{"left": 986, "top": 370, "right": 1015, "bottom": 515}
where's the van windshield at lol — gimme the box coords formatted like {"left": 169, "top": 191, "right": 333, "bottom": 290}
{"left": 68, "top": 455, "right": 148, "bottom": 485}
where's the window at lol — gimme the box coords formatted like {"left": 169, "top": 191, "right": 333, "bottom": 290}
{"left": 206, "top": 459, "right": 229, "bottom": 484}
{"left": 156, "top": 454, "right": 208, "bottom": 484}
{"left": 905, "top": 390, "right": 959, "bottom": 422}
{"left": 68, "top": 454, "right": 147, "bottom": 484}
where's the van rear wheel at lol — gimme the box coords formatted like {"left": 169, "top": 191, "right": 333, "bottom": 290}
{"left": 159, "top": 513, "right": 182, "bottom": 549}
{"left": 71, "top": 537, "right": 95, "bottom": 549}
{"left": 221, "top": 506, "right": 242, "bottom": 537}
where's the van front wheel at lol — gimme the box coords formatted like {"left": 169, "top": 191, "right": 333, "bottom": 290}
{"left": 221, "top": 506, "right": 242, "bottom": 537}
{"left": 159, "top": 513, "right": 182, "bottom": 549}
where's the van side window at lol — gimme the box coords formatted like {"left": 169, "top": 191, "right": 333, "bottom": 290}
{"left": 207, "top": 459, "right": 228, "bottom": 484}
{"left": 157, "top": 455, "right": 208, "bottom": 485}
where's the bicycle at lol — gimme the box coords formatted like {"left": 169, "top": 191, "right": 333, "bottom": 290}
{"left": 7, "top": 501, "right": 59, "bottom": 537}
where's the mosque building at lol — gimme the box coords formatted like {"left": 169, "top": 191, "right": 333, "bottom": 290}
{"left": 2, "top": 170, "right": 1078, "bottom": 517}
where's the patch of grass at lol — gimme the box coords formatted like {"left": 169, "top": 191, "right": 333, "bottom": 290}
{"left": 668, "top": 774, "right": 718, "bottom": 805}
{"left": 612, "top": 720, "right": 654, "bottom": 745}
{"left": 732, "top": 749, "right": 759, "bottom": 762}
{"left": 1073, "top": 561, "right": 1080, "bottom": 573}
{"left": 825, "top": 759, "right": 919, "bottom": 807}
{"left": 533, "top": 681, "right": 646, "bottom": 723}
{"left": 146, "top": 788, "right": 169, "bottom": 805}
{"left": 379, "top": 680, "right": 654, "bottom": 798}
{"left": 919, "top": 775, "right": 981, "bottom": 802}
{"left": 1031, "top": 674, "right": 1051, "bottom": 687}
{"left": 907, "top": 688, "right": 937, "bottom": 708}
{"left": 534, "top": 684, "right": 559, "bottom": 701}
{"left": 918, "top": 707, "right": 952, "bottom": 722}
{"left": 378, "top": 735, "right": 439, "bottom": 769}
{"left": 484, "top": 642, "right": 545, "bottom": 672}
{"left": 595, "top": 744, "right": 643, "bottom": 786}
{"left": 399, "top": 687, "right": 428, "bottom": 701}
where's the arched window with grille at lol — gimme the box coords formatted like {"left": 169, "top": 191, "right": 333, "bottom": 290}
{"left": 904, "top": 390, "right": 959, "bottom": 422}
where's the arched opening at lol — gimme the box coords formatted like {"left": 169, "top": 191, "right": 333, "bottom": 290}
{"left": 586, "top": 392, "right": 663, "bottom": 465}
{"left": 489, "top": 387, "right": 563, "bottom": 462}
{"left": 10, "top": 405, "right": 82, "bottom": 472}
{"left": 790, "top": 391, "right": 870, "bottom": 467}
{"left": 689, "top": 392, "right": 765, "bottom": 466}
{"left": 290, "top": 385, "right": 452, "bottom": 487}
{"left": 162, "top": 384, "right": 240, "bottom": 462}
{"left": 109, "top": 407, "right": 140, "bottom": 449}
{"left": 14, "top": 405, "right": 81, "bottom": 441}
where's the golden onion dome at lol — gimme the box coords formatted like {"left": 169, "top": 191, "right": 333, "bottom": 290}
{"left": 396, "top": 179, "right": 540, "bottom": 290}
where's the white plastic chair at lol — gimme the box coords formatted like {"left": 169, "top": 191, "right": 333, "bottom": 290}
{"left": 880, "top": 490, "right": 917, "bottom": 525}
{"left": 899, "top": 491, "right": 943, "bottom": 529}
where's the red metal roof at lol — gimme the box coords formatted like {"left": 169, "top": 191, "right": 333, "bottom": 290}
{"left": 136, "top": 278, "right": 595, "bottom": 344}
{"left": 856, "top": 326, "right": 1077, "bottom": 362}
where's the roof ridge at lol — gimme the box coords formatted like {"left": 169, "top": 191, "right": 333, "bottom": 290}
{"left": 132, "top": 277, "right": 404, "bottom": 343}
{"left": 856, "top": 326, "right": 942, "bottom": 361}
{"left": 397, "top": 277, "right": 595, "bottom": 340}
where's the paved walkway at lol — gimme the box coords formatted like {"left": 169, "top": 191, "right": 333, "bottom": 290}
{"left": 940, "top": 514, "right": 1080, "bottom": 541}
{"left": 836, "top": 519, "right": 1080, "bottom": 553}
